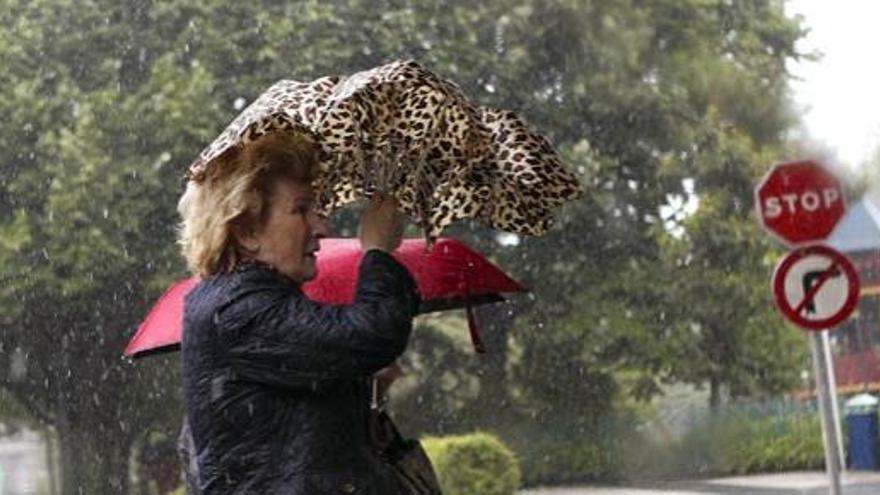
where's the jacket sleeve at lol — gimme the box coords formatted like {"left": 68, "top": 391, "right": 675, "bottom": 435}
{"left": 219, "top": 250, "right": 420, "bottom": 387}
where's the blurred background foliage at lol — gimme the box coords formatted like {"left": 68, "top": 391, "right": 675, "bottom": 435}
{"left": 0, "top": 0, "right": 820, "bottom": 492}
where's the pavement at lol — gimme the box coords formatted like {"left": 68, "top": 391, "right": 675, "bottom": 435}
{"left": 520, "top": 470, "right": 880, "bottom": 494}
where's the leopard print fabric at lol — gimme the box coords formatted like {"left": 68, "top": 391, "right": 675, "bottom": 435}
{"left": 187, "top": 60, "right": 582, "bottom": 238}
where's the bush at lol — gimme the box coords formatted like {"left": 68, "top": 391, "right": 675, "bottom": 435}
{"left": 516, "top": 439, "right": 618, "bottom": 486}
{"left": 499, "top": 412, "right": 634, "bottom": 486}
{"left": 643, "top": 410, "right": 825, "bottom": 477}
{"left": 423, "top": 432, "right": 521, "bottom": 495}
{"left": 717, "top": 413, "right": 824, "bottom": 474}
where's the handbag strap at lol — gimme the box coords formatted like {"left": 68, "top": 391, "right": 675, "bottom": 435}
{"left": 371, "top": 376, "right": 390, "bottom": 412}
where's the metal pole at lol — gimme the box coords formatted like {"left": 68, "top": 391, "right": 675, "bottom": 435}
{"left": 812, "top": 332, "right": 842, "bottom": 495}
{"left": 822, "top": 331, "right": 846, "bottom": 467}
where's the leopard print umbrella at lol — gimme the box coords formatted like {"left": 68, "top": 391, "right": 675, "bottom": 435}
{"left": 187, "top": 60, "right": 582, "bottom": 238}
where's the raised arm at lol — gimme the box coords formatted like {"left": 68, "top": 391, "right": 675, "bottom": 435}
{"left": 220, "top": 194, "right": 417, "bottom": 388}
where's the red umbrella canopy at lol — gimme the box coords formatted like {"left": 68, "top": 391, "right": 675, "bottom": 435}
{"left": 124, "top": 277, "right": 199, "bottom": 358}
{"left": 124, "top": 238, "right": 526, "bottom": 358}
{"left": 304, "top": 237, "right": 525, "bottom": 311}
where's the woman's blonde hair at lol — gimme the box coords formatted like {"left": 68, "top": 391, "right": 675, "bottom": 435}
{"left": 177, "top": 131, "right": 320, "bottom": 277}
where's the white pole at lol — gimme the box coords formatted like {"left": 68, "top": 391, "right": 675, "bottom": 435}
{"left": 822, "top": 331, "right": 846, "bottom": 467}
{"left": 812, "top": 332, "right": 842, "bottom": 495}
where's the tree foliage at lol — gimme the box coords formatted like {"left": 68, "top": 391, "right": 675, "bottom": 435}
{"left": 0, "top": 0, "right": 810, "bottom": 490}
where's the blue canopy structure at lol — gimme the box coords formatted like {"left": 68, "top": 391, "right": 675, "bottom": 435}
{"left": 828, "top": 189, "right": 880, "bottom": 254}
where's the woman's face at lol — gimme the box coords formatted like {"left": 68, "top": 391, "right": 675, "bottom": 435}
{"left": 246, "top": 179, "right": 329, "bottom": 284}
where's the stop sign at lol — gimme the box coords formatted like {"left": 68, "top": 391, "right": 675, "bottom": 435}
{"left": 755, "top": 160, "right": 845, "bottom": 246}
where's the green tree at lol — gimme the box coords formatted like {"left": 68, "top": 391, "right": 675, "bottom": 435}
{"left": 649, "top": 32, "right": 812, "bottom": 409}
{"left": 497, "top": 0, "right": 809, "bottom": 413}
{"left": 0, "top": 2, "right": 216, "bottom": 492}
{"left": 0, "top": 0, "right": 811, "bottom": 490}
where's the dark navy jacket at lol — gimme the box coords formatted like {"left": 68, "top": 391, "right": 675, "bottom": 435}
{"left": 181, "top": 250, "right": 419, "bottom": 494}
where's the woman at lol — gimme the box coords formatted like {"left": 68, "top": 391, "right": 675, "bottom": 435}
{"left": 177, "top": 130, "right": 419, "bottom": 494}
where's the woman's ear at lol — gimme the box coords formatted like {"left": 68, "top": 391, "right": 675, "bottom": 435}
{"left": 230, "top": 217, "right": 260, "bottom": 254}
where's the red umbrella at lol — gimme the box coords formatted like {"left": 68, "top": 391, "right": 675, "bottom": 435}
{"left": 125, "top": 238, "right": 526, "bottom": 358}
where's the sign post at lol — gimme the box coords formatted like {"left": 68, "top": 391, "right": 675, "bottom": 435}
{"left": 811, "top": 332, "right": 844, "bottom": 495}
{"left": 771, "top": 244, "right": 859, "bottom": 495}
{"left": 757, "top": 160, "right": 854, "bottom": 495}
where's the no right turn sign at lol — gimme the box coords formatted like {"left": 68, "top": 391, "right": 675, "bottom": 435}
{"left": 772, "top": 244, "right": 860, "bottom": 331}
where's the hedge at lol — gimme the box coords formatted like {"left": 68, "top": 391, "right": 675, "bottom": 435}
{"left": 423, "top": 432, "right": 521, "bottom": 495}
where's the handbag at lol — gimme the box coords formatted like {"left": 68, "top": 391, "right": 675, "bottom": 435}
{"left": 368, "top": 378, "right": 443, "bottom": 495}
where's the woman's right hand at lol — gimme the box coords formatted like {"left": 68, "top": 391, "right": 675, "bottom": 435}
{"left": 359, "top": 193, "right": 405, "bottom": 253}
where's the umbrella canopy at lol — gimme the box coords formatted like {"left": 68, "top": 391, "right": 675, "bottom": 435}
{"left": 186, "top": 60, "right": 582, "bottom": 238}
{"left": 124, "top": 238, "right": 526, "bottom": 358}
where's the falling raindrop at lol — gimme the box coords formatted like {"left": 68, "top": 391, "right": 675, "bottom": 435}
{"left": 10, "top": 347, "right": 27, "bottom": 381}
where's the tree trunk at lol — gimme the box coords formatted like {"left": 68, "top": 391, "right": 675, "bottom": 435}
{"left": 474, "top": 303, "right": 517, "bottom": 415}
{"left": 709, "top": 376, "right": 721, "bottom": 413}
{"left": 57, "top": 428, "right": 83, "bottom": 495}
{"left": 44, "top": 427, "right": 58, "bottom": 495}
{"left": 56, "top": 422, "right": 132, "bottom": 495}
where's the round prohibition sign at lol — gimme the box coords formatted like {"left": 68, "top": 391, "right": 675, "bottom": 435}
{"left": 772, "top": 244, "right": 860, "bottom": 331}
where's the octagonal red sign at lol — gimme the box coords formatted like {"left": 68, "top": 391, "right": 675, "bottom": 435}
{"left": 755, "top": 160, "right": 846, "bottom": 247}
